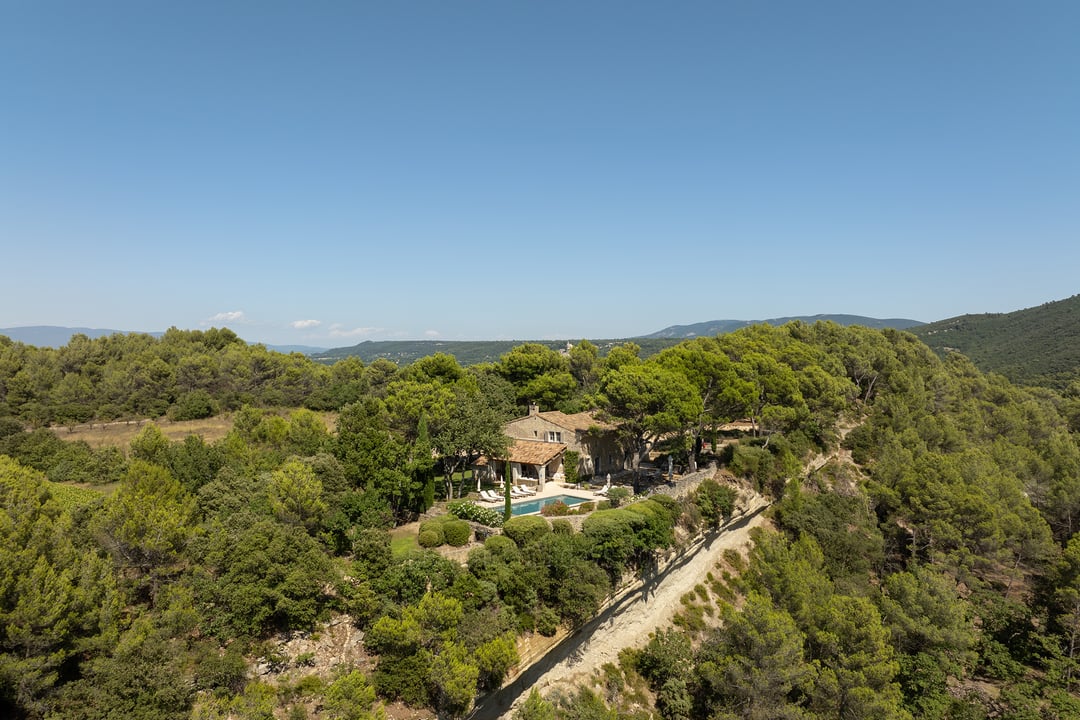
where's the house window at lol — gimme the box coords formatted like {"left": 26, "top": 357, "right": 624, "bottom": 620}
{"left": 547, "top": 431, "right": 562, "bottom": 442}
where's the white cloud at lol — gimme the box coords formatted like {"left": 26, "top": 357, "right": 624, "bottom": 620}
{"left": 290, "top": 319, "right": 322, "bottom": 329}
{"left": 424, "top": 329, "right": 440, "bottom": 338}
{"left": 328, "top": 324, "right": 383, "bottom": 338}
{"left": 205, "top": 310, "right": 247, "bottom": 324}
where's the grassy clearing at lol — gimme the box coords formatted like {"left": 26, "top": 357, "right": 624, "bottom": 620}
{"left": 389, "top": 524, "right": 420, "bottom": 558}
{"left": 51, "top": 415, "right": 237, "bottom": 449}
{"left": 50, "top": 411, "right": 337, "bottom": 450}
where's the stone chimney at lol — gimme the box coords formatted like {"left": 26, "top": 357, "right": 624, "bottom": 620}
{"left": 528, "top": 403, "right": 539, "bottom": 416}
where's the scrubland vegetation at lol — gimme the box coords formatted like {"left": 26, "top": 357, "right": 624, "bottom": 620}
{"left": 3, "top": 321, "right": 1080, "bottom": 718}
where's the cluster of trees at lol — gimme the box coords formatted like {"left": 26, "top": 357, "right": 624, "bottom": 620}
{"left": 8, "top": 320, "right": 1080, "bottom": 718}
{"left": 0, "top": 328, "right": 753, "bottom": 719}
{"left": 0, "top": 328, "right": 368, "bottom": 425}
{"left": 0, "top": 326, "right": 862, "bottom": 476}
{"left": 518, "top": 325, "right": 1080, "bottom": 720}
{"left": 360, "top": 482, "right": 734, "bottom": 716}
{"left": 0, "top": 413, "right": 735, "bottom": 719}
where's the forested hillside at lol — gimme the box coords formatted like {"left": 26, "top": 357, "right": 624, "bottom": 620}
{"left": 3, "top": 323, "right": 1080, "bottom": 718}
{"left": 913, "top": 293, "right": 1080, "bottom": 390}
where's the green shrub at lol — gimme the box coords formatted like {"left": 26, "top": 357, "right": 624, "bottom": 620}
{"left": 722, "top": 548, "right": 745, "bottom": 571}
{"left": 607, "top": 487, "right": 631, "bottom": 508}
{"left": 484, "top": 534, "right": 519, "bottom": 555}
{"left": 535, "top": 606, "right": 560, "bottom": 636}
{"left": 502, "top": 515, "right": 551, "bottom": 547}
{"left": 443, "top": 520, "right": 472, "bottom": 546}
{"left": 323, "top": 669, "right": 379, "bottom": 720}
{"left": 551, "top": 518, "right": 574, "bottom": 535}
{"left": 195, "top": 645, "right": 248, "bottom": 694}
{"left": 418, "top": 519, "right": 446, "bottom": 546}
{"left": 43, "top": 481, "right": 102, "bottom": 512}
{"left": 637, "top": 629, "right": 693, "bottom": 688}
{"left": 516, "top": 611, "right": 536, "bottom": 634}
{"left": 295, "top": 674, "right": 325, "bottom": 697}
{"left": 691, "top": 479, "right": 738, "bottom": 527}
{"left": 418, "top": 530, "right": 443, "bottom": 548}
{"left": 672, "top": 605, "right": 706, "bottom": 632}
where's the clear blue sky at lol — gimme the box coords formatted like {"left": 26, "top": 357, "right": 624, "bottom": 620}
{"left": 3, "top": 1, "right": 1078, "bottom": 347}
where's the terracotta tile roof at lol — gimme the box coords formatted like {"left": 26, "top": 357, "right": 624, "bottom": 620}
{"left": 477, "top": 439, "right": 567, "bottom": 467}
{"left": 506, "top": 438, "right": 566, "bottom": 465}
{"left": 534, "top": 410, "right": 616, "bottom": 433}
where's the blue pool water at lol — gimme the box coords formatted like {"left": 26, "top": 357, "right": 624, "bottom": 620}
{"left": 510, "top": 493, "right": 591, "bottom": 516}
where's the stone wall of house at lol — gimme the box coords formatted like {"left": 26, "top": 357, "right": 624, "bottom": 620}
{"left": 505, "top": 415, "right": 575, "bottom": 447}
{"left": 583, "top": 434, "right": 624, "bottom": 477}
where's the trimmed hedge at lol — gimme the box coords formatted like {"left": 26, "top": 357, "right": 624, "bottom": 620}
{"left": 418, "top": 519, "right": 446, "bottom": 547}
{"left": 443, "top": 520, "right": 472, "bottom": 546}
{"left": 502, "top": 515, "right": 551, "bottom": 547}
{"left": 418, "top": 530, "right": 442, "bottom": 548}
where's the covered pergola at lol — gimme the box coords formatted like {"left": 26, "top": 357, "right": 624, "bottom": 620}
{"left": 475, "top": 438, "right": 566, "bottom": 492}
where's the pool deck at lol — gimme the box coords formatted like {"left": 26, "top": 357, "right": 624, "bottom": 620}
{"left": 476, "top": 479, "right": 610, "bottom": 508}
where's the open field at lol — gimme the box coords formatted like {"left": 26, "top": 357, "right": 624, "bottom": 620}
{"left": 50, "top": 411, "right": 337, "bottom": 449}
{"left": 51, "top": 416, "right": 237, "bottom": 449}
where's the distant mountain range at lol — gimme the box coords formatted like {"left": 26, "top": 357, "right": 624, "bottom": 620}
{"left": 311, "top": 316, "right": 925, "bottom": 365}
{"left": 642, "top": 314, "right": 925, "bottom": 339}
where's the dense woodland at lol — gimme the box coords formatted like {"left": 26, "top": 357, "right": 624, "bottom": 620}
{"left": 3, "top": 323, "right": 1080, "bottom": 719}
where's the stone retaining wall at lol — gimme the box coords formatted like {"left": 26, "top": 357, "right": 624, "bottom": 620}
{"left": 644, "top": 464, "right": 717, "bottom": 500}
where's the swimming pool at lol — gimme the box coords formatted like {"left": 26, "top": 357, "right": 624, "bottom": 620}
{"left": 510, "top": 493, "right": 591, "bottom": 516}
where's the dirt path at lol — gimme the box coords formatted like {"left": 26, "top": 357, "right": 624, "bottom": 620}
{"left": 469, "top": 495, "right": 771, "bottom": 720}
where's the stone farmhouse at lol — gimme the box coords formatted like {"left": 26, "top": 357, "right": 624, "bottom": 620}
{"left": 490, "top": 405, "right": 621, "bottom": 490}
